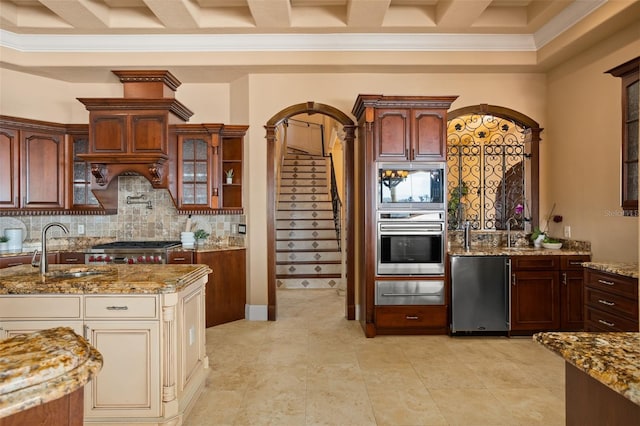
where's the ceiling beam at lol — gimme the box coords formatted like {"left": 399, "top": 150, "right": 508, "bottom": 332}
{"left": 346, "top": 0, "right": 390, "bottom": 27}
{"left": 38, "top": 0, "right": 110, "bottom": 29}
{"left": 246, "top": 0, "right": 291, "bottom": 28}
{"left": 142, "top": 0, "right": 199, "bottom": 29}
{"left": 436, "top": 0, "right": 492, "bottom": 28}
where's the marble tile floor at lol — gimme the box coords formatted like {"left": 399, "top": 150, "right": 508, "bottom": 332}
{"left": 184, "top": 289, "right": 565, "bottom": 426}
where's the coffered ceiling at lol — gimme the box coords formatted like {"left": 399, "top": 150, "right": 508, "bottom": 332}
{"left": 0, "top": 0, "right": 639, "bottom": 82}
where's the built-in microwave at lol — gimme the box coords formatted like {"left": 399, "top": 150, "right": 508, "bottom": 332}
{"left": 377, "top": 162, "right": 445, "bottom": 210}
{"left": 377, "top": 211, "right": 445, "bottom": 276}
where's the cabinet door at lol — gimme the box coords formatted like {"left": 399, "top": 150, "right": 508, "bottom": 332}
{"left": 0, "top": 126, "right": 20, "bottom": 208}
{"left": 374, "top": 108, "right": 410, "bottom": 160}
{"left": 412, "top": 109, "right": 446, "bottom": 161}
{"left": 561, "top": 270, "right": 585, "bottom": 330}
{"left": 511, "top": 270, "right": 560, "bottom": 331}
{"left": 0, "top": 254, "right": 56, "bottom": 269}
{"left": 177, "top": 134, "right": 215, "bottom": 209}
{"left": 21, "top": 130, "right": 65, "bottom": 209}
{"left": 90, "top": 113, "right": 127, "bottom": 153}
{"left": 130, "top": 112, "right": 167, "bottom": 154}
{"left": 196, "top": 249, "right": 246, "bottom": 327}
{"left": 68, "top": 132, "right": 100, "bottom": 210}
{"left": 84, "top": 321, "right": 160, "bottom": 418}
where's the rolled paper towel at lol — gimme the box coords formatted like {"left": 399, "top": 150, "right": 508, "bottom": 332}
{"left": 185, "top": 216, "right": 192, "bottom": 233}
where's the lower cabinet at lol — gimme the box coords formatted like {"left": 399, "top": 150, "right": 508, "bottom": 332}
{"left": 0, "top": 279, "right": 208, "bottom": 425}
{"left": 584, "top": 268, "right": 639, "bottom": 332}
{"left": 0, "top": 387, "right": 84, "bottom": 426}
{"left": 0, "top": 254, "right": 56, "bottom": 269}
{"left": 510, "top": 254, "right": 590, "bottom": 334}
{"left": 196, "top": 248, "right": 246, "bottom": 327}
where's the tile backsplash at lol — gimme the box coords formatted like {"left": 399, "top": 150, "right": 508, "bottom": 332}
{"left": 6, "top": 176, "right": 245, "bottom": 245}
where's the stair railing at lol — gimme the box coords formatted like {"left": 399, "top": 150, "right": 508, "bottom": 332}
{"left": 329, "top": 153, "right": 342, "bottom": 251}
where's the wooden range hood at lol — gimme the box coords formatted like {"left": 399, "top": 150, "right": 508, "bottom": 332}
{"left": 77, "top": 70, "right": 193, "bottom": 209}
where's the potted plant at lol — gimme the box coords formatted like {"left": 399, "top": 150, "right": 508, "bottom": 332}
{"left": 225, "top": 169, "right": 234, "bottom": 184}
{"left": 194, "top": 229, "right": 210, "bottom": 246}
{"left": 0, "top": 236, "right": 8, "bottom": 252}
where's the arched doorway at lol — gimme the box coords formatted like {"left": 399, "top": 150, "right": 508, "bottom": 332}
{"left": 265, "top": 102, "right": 356, "bottom": 320}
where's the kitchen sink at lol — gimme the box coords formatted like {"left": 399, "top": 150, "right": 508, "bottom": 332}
{"left": 44, "top": 270, "right": 105, "bottom": 279}
{"left": 502, "top": 247, "right": 537, "bottom": 251}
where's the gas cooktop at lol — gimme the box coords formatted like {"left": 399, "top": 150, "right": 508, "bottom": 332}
{"left": 91, "top": 241, "right": 182, "bottom": 250}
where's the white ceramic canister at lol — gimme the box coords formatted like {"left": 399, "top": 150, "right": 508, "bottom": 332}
{"left": 181, "top": 232, "right": 195, "bottom": 248}
{"left": 4, "top": 228, "right": 23, "bottom": 251}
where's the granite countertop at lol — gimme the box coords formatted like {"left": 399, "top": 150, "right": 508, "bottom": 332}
{"left": 448, "top": 246, "right": 591, "bottom": 256}
{"left": 0, "top": 264, "right": 211, "bottom": 295}
{"left": 0, "top": 327, "right": 103, "bottom": 419}
{"left": 582, "top": 261, "right": 639, "bottom": 279}
{"left": 180, "top": 244, "right": 246, "bottom": 253}
{"left": 534, "top": 332, "right": 640, "bottom": 406}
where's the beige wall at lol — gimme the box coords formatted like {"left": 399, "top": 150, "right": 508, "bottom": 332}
{"left": 2, "top": 29, "right": 638, "bottom": 313}
{"left": 546, "top": 25, "right": 640, "bottom": 263}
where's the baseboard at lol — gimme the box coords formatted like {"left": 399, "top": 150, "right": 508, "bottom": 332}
{"left": 245, "top": 304, "right": 268, "bottom": 321}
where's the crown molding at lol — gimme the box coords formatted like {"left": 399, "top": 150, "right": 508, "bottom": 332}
{"left": 534, "top": 0, "right": 607, "bottom": 48}
{"left": 0, "top": 30, "right": 536, "bottom": 53}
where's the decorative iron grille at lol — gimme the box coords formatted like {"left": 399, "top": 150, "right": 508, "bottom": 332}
{"left": 447, "top": 114, "right": 530, "bottom": 231}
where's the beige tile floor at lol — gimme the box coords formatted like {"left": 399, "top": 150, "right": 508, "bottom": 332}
{"left": 184, "top": 289, "right": 566, "bottom": 426}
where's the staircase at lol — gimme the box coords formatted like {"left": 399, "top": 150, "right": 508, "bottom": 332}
{"left": 276, "top": 151, "right": 342, "bottom": 289}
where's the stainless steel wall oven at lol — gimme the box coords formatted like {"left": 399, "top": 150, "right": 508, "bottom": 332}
{"left": 376, "top": 211, "right": 445, "bottom": 276}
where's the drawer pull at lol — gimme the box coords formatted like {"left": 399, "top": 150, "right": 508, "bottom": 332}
{"left": 598, "top": 299, "right": 615, "bottom": 306}
{"left": 106, "top": 305, "right": 129, "bottom": 311}
{"left": 405, "top": 315, "right": 420, "bottom": 320}
{"left": 64, "top": 258, "right": 79, "bottom": 262}
{"left": 562, "top": 272, "right": 567, "bottom": 285}
{"left": 382, "top": 292, "right": 441, "bottom": 297}
{"left": 569, "top": 261, "right": 584, "bottom": 265}
{"left": 598, "top": 279, "right": 615, "bottom": 286}
{"left": 598, "top": 319, "right": 615, "bottom": 327}
{"left": 173, "top": 257, "right": 186, "bottom": 261}
{"left": 7, "top": 262, "right": 24, "bottom": 267}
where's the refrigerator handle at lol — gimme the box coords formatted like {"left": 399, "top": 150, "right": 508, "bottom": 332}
{"left": 506, "top": 258, "right": 512, "bottom": 330}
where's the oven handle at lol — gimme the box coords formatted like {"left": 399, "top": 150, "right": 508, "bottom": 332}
{"left": 379, "top": 224, "right": 443, "bottom": 233}
{"left": 381, "top": 292, "right": 442, "bottom": 297}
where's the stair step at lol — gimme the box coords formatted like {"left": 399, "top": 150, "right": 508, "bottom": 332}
{"left": 276, "top": 263, "right": 342, "bottom": 275}
{"left": 276, "top": 277, "right": 342, "bottom": 289}
{"left": 281, "top": 165, "right": 326, "bottom": 173}
{"left": 276, "top": 229, "right": 338, "bottom": 239}
{"left": 279, "top": 186, "right": 328, "bottom": 194}
{"left": 277, "top": 210, "right": 334, "bottom": 220}
{"left": 277, "top": 240, "right": 340, "bottom": 250}
{"left": 277, "top": 252, "right": 342, "bottom": 262}
{"left": 278, "top": 200, "right": 332, "bottom": 210}
{"left": 276, "top": 219, "right": 335, "bottom": 228}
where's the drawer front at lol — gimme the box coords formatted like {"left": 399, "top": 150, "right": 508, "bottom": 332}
{"left": 375, "top": 280, "right": 444, "bottom": 306}
{"left": 85, "top": 296, "right": 158, "bottom": 319}
{"left": 585, "top": 307, "right": 638, "bottom": 332}
{"left": 167, "top": 251, "right": 193, "bottom": 264}
{"left": 586, "top": 270, "right": 638, "bottom": 299}
{"left": 0, "top": 296, "right": 82, "bottom": 319}
{"left": 511, "top": 255, "right": 560, "bottom": 270}
{"left": 585, "top": 287, "right": 638, "bottom": 320}
{"left": 58, "top": 252, "right": 86, "bottom": 264}
{"left": 375, "top": 306, "right": 447, "bottom": 328}
{"left": 560, "top": 255, "right": 590, "bottom": 270}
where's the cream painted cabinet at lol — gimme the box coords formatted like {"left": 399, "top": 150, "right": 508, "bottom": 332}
{"left": 0, "top": 277, "right": 209, "bottom": 426}
{"left": 83, "top": 295, "right": 161, "bottom": 418}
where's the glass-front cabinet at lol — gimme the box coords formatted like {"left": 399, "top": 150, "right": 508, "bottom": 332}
{"left": 176, "top": 132, "right": 218, "bottom": 210}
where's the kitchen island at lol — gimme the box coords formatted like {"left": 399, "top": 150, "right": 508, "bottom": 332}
{"left": 0, "top": 263, "right": 211, "bottom": 426}
{"left": 0, "top": 327, "right": 102, "bottom": 424}
{"left": 535, "top": 331, "right": 640, "bottom": 425}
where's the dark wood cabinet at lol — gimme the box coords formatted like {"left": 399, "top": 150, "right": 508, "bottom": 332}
{"left": 0, "top": 125, "right": 19, "bottom": 209}
{"left": 560, "top": 255, "right": 590, "bottom": 330}
{"left": 0, "top": 254, "right": 56, "bottom": 269}
{"left": 195, "top": 249, "right": 246, "bottom": 327}
{"left": 167, "top": 250, "right": 194, "bottom": 264}
{"left": 584, "top": 268, "right": 638, "bottom": 332}
{"left": 374, "top": 104, "right": 450, "bottom": 162}
{"left": 510, "top": 255, "right": 561, "bottom": 333}
{"left": 0, "top": 117, "right": 66, "bottom": 212}
{"left": 352, "top": 95, "right": 457, "bottom": 337}
{"left": 0, "top": 387, "right": 84, "bottom": 426}
{"left": 220, "top": 126, "right": 246, "bottom": 210}
{"left": 57, "top": 252, "right": 86, "bottom": 264}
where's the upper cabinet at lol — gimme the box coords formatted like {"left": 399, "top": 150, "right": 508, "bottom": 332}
{"left": 352, "top": 96, "right": 457, "bottom": 162}
{"left": 0, "top": 116, "right": 66, "bottom": 212}
{"left": 170, "top": 123, "right": 246, "bottom": 213}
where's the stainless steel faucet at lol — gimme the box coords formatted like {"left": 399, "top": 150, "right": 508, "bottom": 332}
{"left": 506, "top": 217, "right": 518, "bottom": 248}
{"left": 463, "top": 221, "right": 471, "bottom": 250}
{"left": 34, "top": 222, "right": 69, "bottom": 274}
